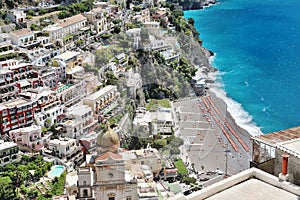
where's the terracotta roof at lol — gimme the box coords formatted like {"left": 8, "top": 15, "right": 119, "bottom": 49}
{"left": 11, "top": 28, "right": 33, "bottom": 37}
{"left": 252, "top": 126, "right": 300, "bottom": 146}
{"left": 95, "top": 151, "right": 122, "bottom": 161}
{"left": 59, "top": 14, "right": 87, "bottom": 28}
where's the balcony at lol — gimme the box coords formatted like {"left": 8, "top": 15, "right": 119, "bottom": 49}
{"left": 26, "top": 114, "right": 33, "bottom": 118}
{"left": 11, "top": 124, "right": 19, "bottom": 129}
{"left": 11, "top": 119, "right": 18, "bottom": 123}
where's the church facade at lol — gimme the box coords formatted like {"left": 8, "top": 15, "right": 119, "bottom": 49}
{"left": 76, "top": 124, "right": 138, "bottom": 200}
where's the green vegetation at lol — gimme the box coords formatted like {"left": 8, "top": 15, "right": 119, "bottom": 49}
{"left": 182, "top": 176, "right": 197, "bottom": 185}
{"left": 174, "top": 158, "right": 188, "bottom": 175}
{"left": 103, "top": 71, "right": 119, "bottom": 86}
{"left": 0, "top": 155, "right": 60, "bottom": 200}
{"left": 169, "top": 56, "right": 197, "bottom": 81}
{"left": 95, "top": 45, "right": 123, "bottom": 67}
{"left": 113, "top": 25, "right": 121, "bottom": 34}
{"left": 108, "top": 112, "right": 123, "bottom": 126}
{"left": 58, "top": 1, "right": 93, "bottom": 19}
{"left": 132, "top": 5, "right": 142, "bottom": 12}
{"left": 0, "top": 52, "right": 18, "bottom": 61}
{"left": 123, "top": 132, "right": 183, "bottom": 158}
{"left": 146, "top": 99, "right": 171, "bottom": 111}
{"left": 51, "top": 172, "right": 66, "bottom": 196}
{"left": 30, "top": 24, "right": 39, "bottom": 31}
{"left": 83, "top": 63, "right": 98, "bottom": 76}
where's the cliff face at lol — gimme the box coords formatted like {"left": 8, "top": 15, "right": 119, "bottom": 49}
{"left": 175, "top": 32, "right": 215, "bottom": 71}
{"left": 175, "top": 0, "right": 217, "bottom": 10}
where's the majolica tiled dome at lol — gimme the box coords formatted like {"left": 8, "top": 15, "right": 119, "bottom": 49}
{"left": 97, "top": 122, "right": 120, "bottom": 154}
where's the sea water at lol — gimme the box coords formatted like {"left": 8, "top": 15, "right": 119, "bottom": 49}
{"left": 184, "top": 0, "right": 300, "bottom": 135}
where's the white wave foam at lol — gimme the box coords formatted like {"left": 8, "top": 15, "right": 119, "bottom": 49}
{"left": 209, "top": 53, "right": 216, "bottom": 64}
{"left": 210, "top": 83, "right": 263, "bottom": 136}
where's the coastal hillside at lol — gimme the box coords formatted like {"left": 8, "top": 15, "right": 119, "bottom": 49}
{"left": 166, "top": 0, "right": 217, "bottom": 10}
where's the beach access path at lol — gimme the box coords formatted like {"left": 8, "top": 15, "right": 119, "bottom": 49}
{"left": 173, "top": 91, "right": 252, "bottom": 184}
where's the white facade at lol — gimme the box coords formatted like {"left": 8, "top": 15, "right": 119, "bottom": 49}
{"left": 68, "top": 104, "right": 94, "bottom": 131}
{"left": 10, "top": 29, "right": 35, "bottom": 47}
{"left": 0, "top": 141, "right": 19, "bottom": 166}
{"left": 6, "top": 10, "right": 26, "bottom": 24}
{"left": 48, "top": 138, "right": 81, "bottom": 159}
{"left": 43, "top": 14, "right": 87, "bottom": 42}
{"left": 85, "top": 8, "right": 108, "bottom": 33}
{"left": 59, "top": 104, "right": 94, "bottom": 138}
{"left": 35, "top": 101, "right": 65, "bottom": 127}
{"left": 57, "top": 80, "right": 87, "bottom": 107}
{"left": 83, "top": 85, "right": 118, "bottom": 114}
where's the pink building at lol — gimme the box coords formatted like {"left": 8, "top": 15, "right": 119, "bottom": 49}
{"left": 9, "top": 125, "right": 52, "bottom": 150}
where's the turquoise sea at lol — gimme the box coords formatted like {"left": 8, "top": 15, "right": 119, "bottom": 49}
{"left": 184, "top": 0, "right": 300, "bottom": 135}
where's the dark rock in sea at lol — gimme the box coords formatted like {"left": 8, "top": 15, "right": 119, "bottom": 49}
{"left": 208, "top": 50, "right": 215, "bottom": 57}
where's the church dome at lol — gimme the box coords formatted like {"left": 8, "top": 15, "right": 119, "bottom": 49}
{"left": 97, "top": 122, "right": 120, "bottom": 154}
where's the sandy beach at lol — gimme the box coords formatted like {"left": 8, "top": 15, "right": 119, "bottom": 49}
{"left": 173, "top": 89, "right": 252, "bottom": 185}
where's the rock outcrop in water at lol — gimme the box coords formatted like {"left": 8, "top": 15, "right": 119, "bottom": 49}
{"left": 171, "top": 0, "right": 217, "bottom": 10}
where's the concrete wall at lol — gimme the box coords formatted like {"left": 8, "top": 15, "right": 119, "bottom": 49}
{"left": 275, "top": 148, "right": 300, "bottom": 186}
{"left": 251, "top": 158, "right": 275, "bottom": 175}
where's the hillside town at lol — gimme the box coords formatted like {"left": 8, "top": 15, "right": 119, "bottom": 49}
{"left": 0, "top": 0, "right": 300, "bottom": 199}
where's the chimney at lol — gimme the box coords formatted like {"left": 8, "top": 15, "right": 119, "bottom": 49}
{"left": 279, "top": 154, "right": 289, "bottom": 181}
{"left": 282, "top": 154, "right": 289, "bottom": 175}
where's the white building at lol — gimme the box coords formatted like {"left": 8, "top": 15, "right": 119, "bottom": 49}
{"left": 56, "top": 80, "right": 87, "bottom": 107}
{"left": 59, "top": 104, "right": 95, "bottom": 138}
{"left": 0, "top": 141, "right": 19, "bottom": 166}
{"left": 83, "top": 85, "right": 119, "bottom": 115}
{"left": 10, "top": 28, "right": 35, "bottom": 47}
{"left": 35, "top": 101, "right": 65, "bottom": 127}
{"left": 84, "top": 8, "right": 108, "bottom": 34}
{"left": 6, "top": 10, "right": 26, "bottom": 25}
{"left": 47, "top": 138, "right": 81, "bottom": 160}
{"left": 126, "top": 28, "right": 141, "bottom": 49}
{"left": 43, "top": 14, "right": 88, "bottom": 42}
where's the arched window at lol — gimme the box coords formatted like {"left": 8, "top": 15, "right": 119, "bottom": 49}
{"left": 108, "top": 193, "right": 115, "bottom": 200}
{"left": 83, "top": 180, "right": 86, "bottom": 185}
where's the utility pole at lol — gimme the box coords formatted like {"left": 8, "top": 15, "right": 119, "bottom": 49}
{"left": 225, "top": 142, "right": 229, "bottom": 178}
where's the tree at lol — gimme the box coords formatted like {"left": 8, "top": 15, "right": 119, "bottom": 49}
{"left": 182, "top": 176, "right": 197, "bottom": 185}
{"left": 39, "top": 8, "right": 46, "bottom": 15}
{"left": 100, "top": 33, "right": 112, "bottom": 40}
{"left": 30, "top": 24, "right": 39, "bottom": 31}
{"left": 5, "top": 0, "right": 15, "bottom": 9}
{"left": 132, "top": 6, "right": 142, "bottom": 12}
{"left": 127, "top": 136, "right": 142, "bottom": 150}
{"left": 188, "top": 18, "right": 195, "bottom": 26}
{"left": 113, "top": 25, "right": 121, "bottom": 34}
{"left": 27, "top": 10, "right": 35, "bottom": 16}
{"left": 152, "top": 139, "right": 167, "bottom": 149}
{"left": 0, "top": 181, "right": 18, "bottom": 200}
{"left": 58, "top": 10, "right": 72, "bottom": 19}
{"left": 26, "top": 189, "right": 39, "bottom": 199}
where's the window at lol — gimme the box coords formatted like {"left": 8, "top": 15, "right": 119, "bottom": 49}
{"left": 83, "top": 180, "right": 86, "bottom": 185}
{"left": 126, "top": 197, "right": 131, "bottom": 200}
{"left": 108, "top": 193, "right": 115, "bottom": 200}
{"left": 83, "top": 189, "right": 88, "bottom": 197}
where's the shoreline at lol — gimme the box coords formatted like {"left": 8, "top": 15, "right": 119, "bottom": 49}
{"left": 180, "top": 0, "right": 218, "bottom": 11}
